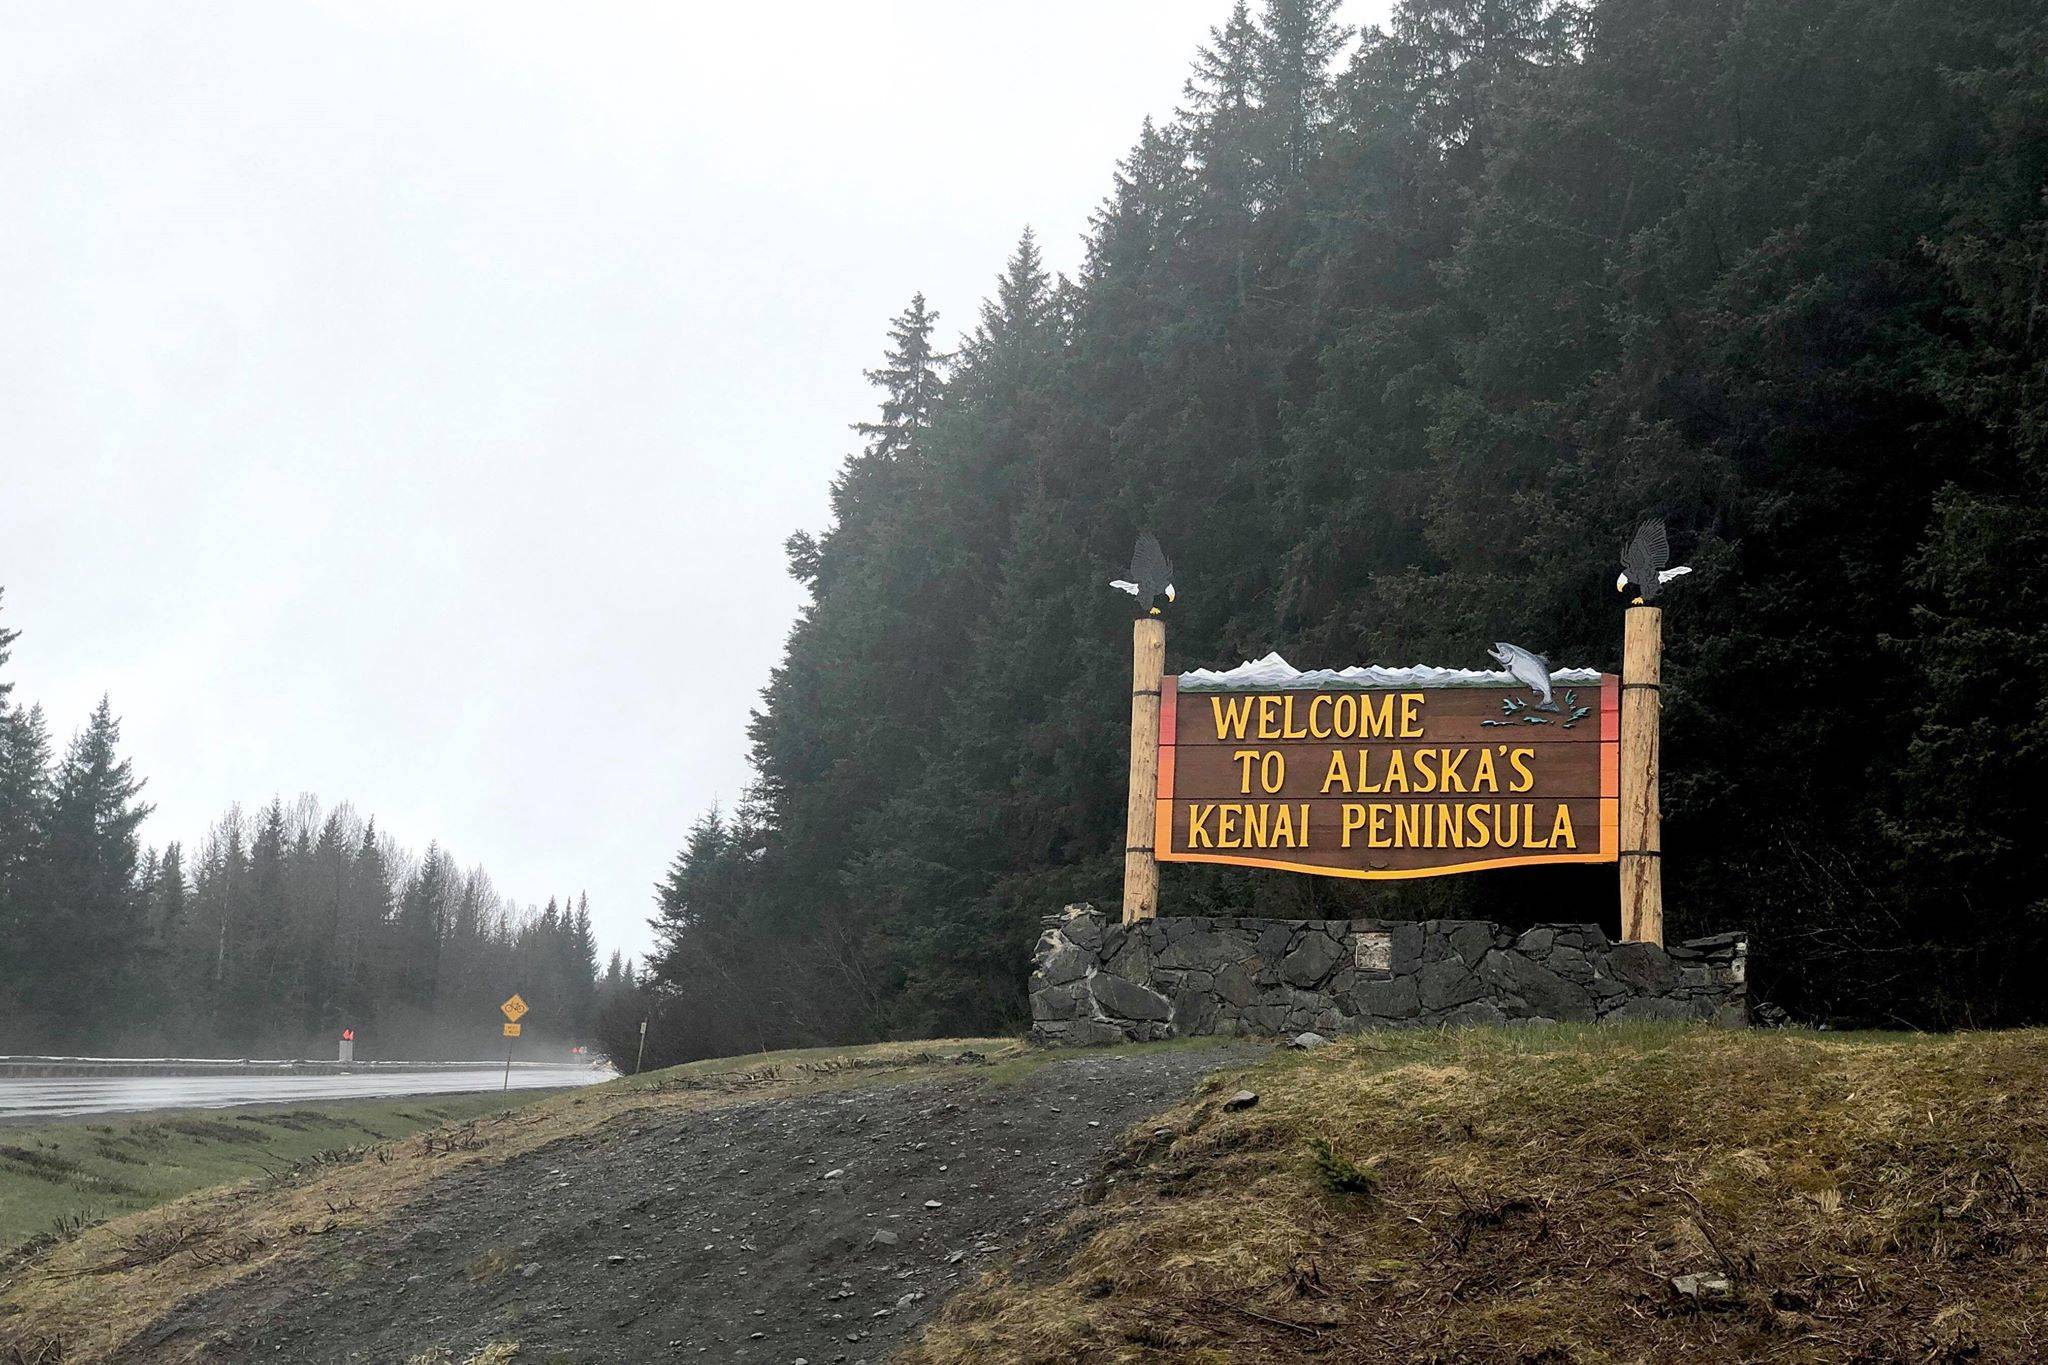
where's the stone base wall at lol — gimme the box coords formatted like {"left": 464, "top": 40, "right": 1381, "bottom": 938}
{"left": 1030, "top": 906, "right": 1747, "bottom": 1046}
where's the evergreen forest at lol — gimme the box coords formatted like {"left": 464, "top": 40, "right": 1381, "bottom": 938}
{"left": 622, "top": 0, "right": 2048, "bottom": 1064}
{"left": 0, "top": 607, "right": 627, "bottom": 1057}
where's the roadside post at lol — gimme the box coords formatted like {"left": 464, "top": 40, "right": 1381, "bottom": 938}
{"left": 1620, "top": 605, "right": 1663, "bottom": 945}
{"left": 338, "top": 1028, "right": 355, "bottom": 1064}
{"left": 500, "top": 993, "right": 528, "bottom": 1091}
{"left": 1122, "top": 615, "right": 1165, "bottom": 924}
{"left": 635, "top": 1018, "right": 649, "bottom": 1075}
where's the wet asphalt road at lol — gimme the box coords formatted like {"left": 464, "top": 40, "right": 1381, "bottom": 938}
{"left": 0, "top": 1064, "right": 611, "bottom": 1121}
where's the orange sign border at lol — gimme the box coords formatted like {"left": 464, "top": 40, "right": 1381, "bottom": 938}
{"left": 1154, "top": 673, "right": 1620, "bottom": 879}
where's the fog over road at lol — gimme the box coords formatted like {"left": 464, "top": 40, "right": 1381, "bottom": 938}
{"left": 0, "top": 1065, "right": 611, "bottom": 1122}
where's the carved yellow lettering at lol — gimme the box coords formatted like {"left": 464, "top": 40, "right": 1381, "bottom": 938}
{"left": 1244, "top": 803, "right": 1269, "bottom": 847}
{"left": 1281, "top": 695, "right": 1307, "bottom": 739}
{"left": 1550, "top": 803, "right": 1576, "bottom": 849}
{"left": 1211, "top": 696, "right": 1254, "bottom": 741}
{"left": 1400, "top": 692, "right": 1424, "bottom": 737}
{"left": 1218, "top": 804, "right": 1241, "bottom": 848}
{"left": 1382, "top": 747, "right": 1409, "bottom": 793}
{"left": 1394, "top": 803, "right": 1420, "bottom": 846}
{"left": 1321, "top": 749, "right": 1351, "bottom": 794}
{"left": 1368, "top": 804, "right": 1391, "bottom": 848}
{"left": 1257, "top": 695, "right": 1282, "bottom": 739}
{"left": 1332, "top": 693, "right": 1357, "bottom": 737}
{"left": 1410, "top": 748, "right": 1437, "bottom": 794}
{"left": 1361, "top": 693, "right": 1395, "bottom": 738}
{"left": 1308, "top": 694, "right": 1332, "bottom": 738}
{"left": 1509, "top": 747, "right": 1535, "bottom": 793}
{"left": 1341, "top": 803, "right": 1366, "bottom": 848}
{"left": 1232, "top": 749, "right": 1259, "bottom": 793}
{"left": 1474, "top": 747, "right": 1498, "bottom": 793}
{"left": 1188, "top": 803, "right": 1214, "bottom": 849}
{"left": 1442, "top": 748, "right": 1471, "bottom": 794}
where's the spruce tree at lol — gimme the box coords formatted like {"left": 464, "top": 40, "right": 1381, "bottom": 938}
{"left": 301, "top": 812, "right": 351, "bottom": 1037}
{"left": 1253, "top": 0, "right": 1346, "bottom": 185}
{"left": 156, "top": 841, "right": 188, "bottom": 928}
{"left": 194, "top": 808, "right": 248, "bottom": 1032}
{"left": 0, "top": 694, "right": 53, "bottom": 1037}
{"left": 650, "top": 809, "right": 734, "bottom": 972}
{"left": 0, "top": 588, "right": 16, "bottom": 716}
{"left": 1182, "top": 0, "right": 1265, "bottom": 213}
{"left": 152, "top": 841, "right": 191, "bottom": 1026}
{"left": 393, "top": 846, "right": 449, "bottom": 1012}
{"left": 1086, "top": 118, "right": 1192, "bottom": 286}
{"left": 944, "top": 229, "right": 1059, "bottom": 573}
{"left": 958, "top": 228, "right": 1054, "bottom": 391}
{"left": 0, "top": 708, "right": 47, "bottom": 900}
{"left": 230, "top": 798, "right": 291, "bottom": 1035}
{"left": 36, "top": 697, "right": 152, "bottom": 1042}
{"left": 339, "top": 819, "right": 391, "bottom": 1026}
{"left": 853, "top": 292, "right": 946, "bottom": 464}
{"left": 570, "top": 893, "right": 599, "bottom": 1037}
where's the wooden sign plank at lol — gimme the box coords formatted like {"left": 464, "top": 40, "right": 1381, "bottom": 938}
{"left": 1168, "top": 742, "right": 1611, "bottom": 800}
{"left": 1172, "top": 686, "right": 1607, "bottom": 745}
{"left": 1156, "top": 675, "right": 1620, "bottom": 879}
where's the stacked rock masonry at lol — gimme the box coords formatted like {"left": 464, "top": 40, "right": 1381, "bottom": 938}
{"left": 1030, "top": 906, "right": 1747, "bottom": 1046}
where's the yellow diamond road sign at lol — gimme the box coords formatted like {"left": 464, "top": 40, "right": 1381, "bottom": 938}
{"left": 500, "top": 993, "right": 528, "bottom": 1022}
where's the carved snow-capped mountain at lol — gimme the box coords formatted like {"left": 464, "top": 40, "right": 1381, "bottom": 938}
{"left": 1177, "top": 651, "right": 1602, "bottom": 692}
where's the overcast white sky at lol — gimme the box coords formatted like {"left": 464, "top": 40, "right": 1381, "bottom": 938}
{"left": 1, "top": 1, "right": 1384, "bottom": 962}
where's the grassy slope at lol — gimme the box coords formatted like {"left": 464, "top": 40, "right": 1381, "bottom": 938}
{"left": 0, "top": 1039, "right": 1015, "bottom": 1363}
{"left": 0, "top": 1092, "right": 572, "bottom": 1254}
{"left": 10, "top": 1028, "right": 2044, "bottom": 1364}
{"left": 910, "top": 1026, "right": 2048, "bottom": 1364}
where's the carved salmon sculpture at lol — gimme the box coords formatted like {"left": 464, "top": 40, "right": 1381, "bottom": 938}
{"left": 1487, "top": 641, "right": 1558, "bottom": 712}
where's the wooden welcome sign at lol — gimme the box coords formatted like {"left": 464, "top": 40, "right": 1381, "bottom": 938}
{"left": 1112, "top": 524, "right": 1681, "bottom": 946}
{"left": 1153, "top": 657, "right": 1619, "bottom": 879}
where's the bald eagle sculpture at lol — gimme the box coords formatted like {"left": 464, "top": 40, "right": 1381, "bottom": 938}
{"left": 1618, "top": 518, "right": 1692, "bottom": 604}
{"left": 1110, "top": 532, "right": 1176, "bottom": 616}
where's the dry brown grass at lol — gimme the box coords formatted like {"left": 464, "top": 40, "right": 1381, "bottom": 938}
{"left": 0, "top": 1038, "right": 1014, "bottom": 1363}
{"left": 403, "top": 1342, "right": 521, "bottom": 1365}
{"left": 907, "top": 1025, "right": 2048, "bottom": 1364}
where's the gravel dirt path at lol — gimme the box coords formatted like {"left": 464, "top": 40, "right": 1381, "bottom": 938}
{"left": 116, "top": 1043, "right": 1265, "bottom": 1364}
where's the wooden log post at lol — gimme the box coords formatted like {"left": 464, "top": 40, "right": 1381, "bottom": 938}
{"left": 1122, "top": 616, "right": 1166, "bottom": 923}
{"left": 1620, "top": 605, "right": 1664, "bottom": 945}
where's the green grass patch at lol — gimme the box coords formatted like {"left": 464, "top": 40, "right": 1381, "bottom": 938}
{"left": 0, "top": 1091, "right": 558, "bottom": 1253}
